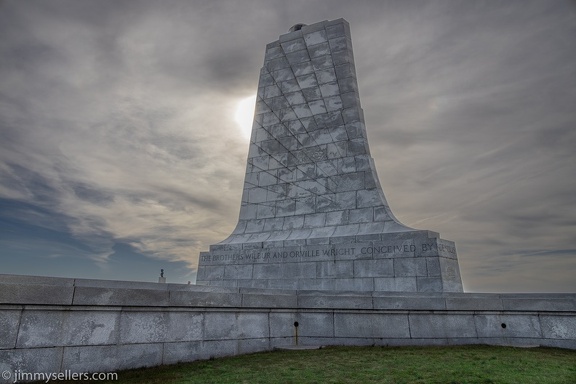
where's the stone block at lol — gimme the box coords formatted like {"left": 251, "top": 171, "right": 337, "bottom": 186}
{"left": 416, "top": 277, "right": 443, "bottom": 292}
{"left": 238, "top": 338, "right": 270, "bottom": 354}
{"left": 328, "top": 36, "right": 350, "bottom": 53}
{"left": 325, "top": 210, "right": 349, "bottom": 226}
{"left": 502, "top": 298, "right": 576, "bottom": 311}
{"left": 170, "top": 290, "right": 242, "bottom": 307}
{"left": 373, "top": 296, "right": 446, "bottom": 310}
{"left": 163, "top": 341, "right": 202, "bottom": 365}
{"left": 304, "top": 29, "right": 328, "bottom": 46}
{"left": 0, "top": 274, "right": 74, "bottom": 286}
{"left": 72, "top": 287, "right": 169, "bottom": 306}
{"left": 16, "top": 310, "right": 66, "bottom": 348}
{"left": 292, "top": 61, "right": 315, "bottom": 76}
{"left": 349, "top": 207, "right": 374, "bottom": 223}
{"left": 334, "top": 313, "right": 410, "bottom": 338}
{"left": 295, "top": 312, "right": 334, "bottom": 337}
{"left": 204, "top": 312, "right": 238, "bottom": 340}
{"left": 119, "top": 311, "right": 169, "bottom": 344}
{"left": 298, "top": 278, "right": 336, "bottom": 290}
{"left": 280, "top": 38, "right": 306, "bottom": 53}
{"left": 375, "top": 277, "right": 417, "bottom": 292}
{"left": 319, "top": 82, "right": 340, "bottom": 97}
{"left": 332, "top": 48, "right": 354, "bottom": 65}
{"left": 337, "top": 76, "right": 358, "bottom": 93}
{"left": 266, "top": 56, "right": 290, "bottom": 72}
{"left": 293, "top": 104, "right": 313, "bottom": 118}
{"left": 356, "top": 189, "right": 382, "bottom": 208}
{"left": 286, "top": 49, "right": 311, "bottom": 65}
{"left": 74, "top": 278, "right": 165, "bottom": 290}
{"left": 250, "top": 265, "right": 281, "bottom": 282}
{"left": 269, "top": 312, "right": 297, "bottom": 338}
{"left": 394, "top": 258, "right": 427, "bottom": 277}
{"left": 0, "top": 283, "right": 73, "bottom": 305}
{"left": 308, "top": 99, "right": 327, "bottom": 115}
{"left": 241, "top": 293, "right": 297, "bottom": 308}
{"left": 264, "top": 46, "right": 283, "bottom": 61}
{"left": 409, "top": 314, "right": 477, "bottom": 338}
{"left": 298, "top": 294, "right": 372, "bottom": 309}
{"left": 199, "top": 340, "right": 238, "bottom": 359}
{"left": 237, "top": 312, "right": 270, "bottom": 339}
{"left": 196, "top": 265, "right": 225, "bottom": 281}
{"left": 61, "top": 345, "right": 119, "bottom": 373}
{"left": 166, "top": 312, "right": 204, "bottom": 342}
{"left": 334, "top": 278, "right": 375, "bottom": 291}
{"left": 325, "top": 20, "right": 348, "bottom": 39}
{"left": 474, "top": 314, "right": 542, "bottom": 338}
{"left": 540, "top": 315, "right": 576, "bottom": 340}
{"left": 224, "top": 264, "right": 254, "bottom": 280}
{"left": 64, "top": 310, "right": 120, "bottom": 346}
{"left": 0, "top": 347, "right": 62, "bottom": 382}
{"left": 446, "top": 297, "right": 504, "bottom": 311}
{"left": 316, "top": 261, "right": 354, "bottom": 278}
{"left": 117, "top": 343, "right": 164, "bottom": 371}
{"left": 0, "top": 309, "right": 21, "bottom": 348}
{"left": 316, "top": 68, "right": 337, "bottom": 84}
{"left": 312, "top": 55, "right": 334, "bottom": 71}
{"left": 425, "top": 257, "right": 441, "bottom": 277}
{"left": 296, "top": 73, "right": 318, "bottom": 89}
{"left": 308, "top": 42, "right": 331, "bottom": 58}
{"left": 353, "top": 259, "right": 393, "bottom": 278}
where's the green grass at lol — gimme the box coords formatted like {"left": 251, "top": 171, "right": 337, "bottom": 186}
{"left": 56, "top": 345, "right": 576, "bottom": 384}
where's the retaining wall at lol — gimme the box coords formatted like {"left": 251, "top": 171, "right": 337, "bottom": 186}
{"left": 0, "top": 274, "right": 575, "bottom": 382}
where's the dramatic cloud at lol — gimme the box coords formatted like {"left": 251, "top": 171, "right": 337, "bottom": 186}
{"left": 1, "top": 0, "right": 575, "bottom": 291}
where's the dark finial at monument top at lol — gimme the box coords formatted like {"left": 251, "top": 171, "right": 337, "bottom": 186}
{"left": 289, "top": 23, "right": 306, "bottom": 32}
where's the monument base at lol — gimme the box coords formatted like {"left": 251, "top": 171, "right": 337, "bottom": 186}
{"left": 197, "top": 230, "right": 463, "bottom": 292}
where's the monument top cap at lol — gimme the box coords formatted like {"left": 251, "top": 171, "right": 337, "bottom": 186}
{"left": 289, "top": 23, "right": 306, "bottom": 32}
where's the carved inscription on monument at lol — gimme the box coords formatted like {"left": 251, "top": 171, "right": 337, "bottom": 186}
{"left": 200, "top": 241, "right": 454, "bottom": 265}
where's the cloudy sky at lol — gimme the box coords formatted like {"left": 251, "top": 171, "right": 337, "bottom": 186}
{"left": 1, "top": 0, "right": 575, "bottom": 292}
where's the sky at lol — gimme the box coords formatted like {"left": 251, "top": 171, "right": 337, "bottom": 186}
{"left": 1, "top": 0, "right": 575, "bottom": 292}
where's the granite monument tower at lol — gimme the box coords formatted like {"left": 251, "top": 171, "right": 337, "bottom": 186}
{"left": 197, "top": 19, "right": 463, "bottom": 292}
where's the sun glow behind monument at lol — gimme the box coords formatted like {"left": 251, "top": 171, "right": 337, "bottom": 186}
{"left": 235, "top": 95, "right": 257, "bottom": 139}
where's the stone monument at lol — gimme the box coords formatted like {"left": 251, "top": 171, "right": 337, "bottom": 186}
{"left": 197, "top": 19, "right": 463, "bottom": 292}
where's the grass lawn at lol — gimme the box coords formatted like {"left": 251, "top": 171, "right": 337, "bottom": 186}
{"left": 56, "top": 345, "right": 576, "bottom": 384}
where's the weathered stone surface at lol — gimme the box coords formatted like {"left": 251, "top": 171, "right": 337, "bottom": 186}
{"left": 0, "top": 283, "right": 73, "bottom": 305}
{"left": 170, "top": 290, "right": 242, "bottom": 307}
{"left": 540, "top": 315, "right": 576, "bottom": 340}
{"left": 334, "top": 313, "right": 410, "bottom": 338}
{"left": 409, "top": 314, "right": 478, "bottom": 339}
{"left": 474, "top": 314, "right": 542, "bottom": 339}
{"left": 241, "top": 293, "right": 297, "bottom": 308}
{"left": 162, "top": 341, "right": 202, "bottom": 365}
{"left": 73, "top": 286, "right": 169, "bottom": 306}
{"left": 0, "top": 274, "right": 74, "bottom": 286}
{"left": 63, "top": 311, "right": 119, "bottom": 346}
{"left": 0, "top": 309, "right": 21, "bottom": 348}
{"left": 16, "top": 310, "right": 66, "bottom": 348}
{"left": 0, "top": 347, "right": 62, "bottom": 382}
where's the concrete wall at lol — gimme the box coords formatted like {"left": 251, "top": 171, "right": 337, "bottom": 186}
{"left": 0, "top": 274, "right": 575, "bottom": 382}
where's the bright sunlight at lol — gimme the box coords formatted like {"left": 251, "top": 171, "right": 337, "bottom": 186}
{"left": 235, "top": 94, "right": 257, "bottom": 139}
